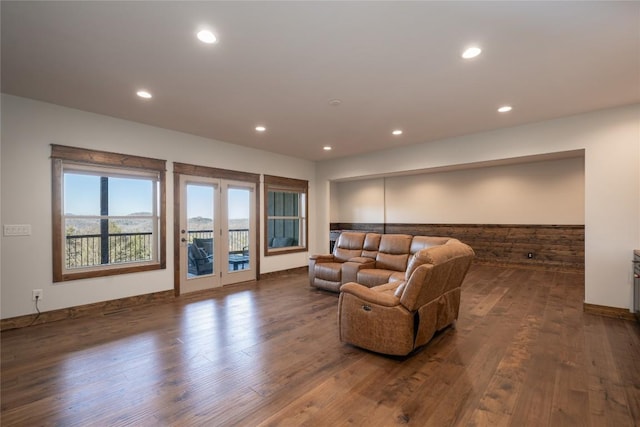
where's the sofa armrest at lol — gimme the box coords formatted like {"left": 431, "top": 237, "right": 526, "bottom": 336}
{"left": 339, "top": 282, "right": 400, "bottom": 307}
{"left": 309, "top": 254, "right": 336, "bottom": 286}
{"left": 341, "top": 258, "right": 376, "bottom": 284}
{"left": 309, "top": 254, "right": 335, "bottom": 262}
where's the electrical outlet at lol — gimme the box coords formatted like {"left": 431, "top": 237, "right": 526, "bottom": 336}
{"left": 32, "top": 289, "right": 43, "bottom": 301}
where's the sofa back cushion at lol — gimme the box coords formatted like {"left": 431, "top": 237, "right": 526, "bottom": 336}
{"left": 405, "top": 238, "right": 461, "bottom": 278}
{"left": 375, "top": 234, "right": 412, "bottom": 271}
{"left": 410, "top": 236, "right": 454, "bottom": 254}
{"left": 399, "top": 241, "right": 475, "bottom": 311}
{"left": 361, "top": 233, "right": 381, "bottom": 259}
{"left": 333, "top": 232, "right": 366, "bottom": 262}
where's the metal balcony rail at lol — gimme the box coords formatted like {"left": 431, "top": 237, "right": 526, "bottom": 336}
{"left": 65, "top": 232, "right": 152, "bottom": 269}
{"left": 65, "top": 229, "right": 249, "bottom": 268}
{"left": 185, "top": 229, "right": 249, "bottom": 254}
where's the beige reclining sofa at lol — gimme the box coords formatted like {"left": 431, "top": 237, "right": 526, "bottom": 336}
{"left": 309, "top": 232, "right": 464, "bottom": 292}
{"left": 309, "top": 232, "right": 475, "bottom": 355}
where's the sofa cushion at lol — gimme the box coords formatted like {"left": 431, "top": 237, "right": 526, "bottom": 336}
{"left": 314, "top": 262, "right": 343, "bottom": 282}
{"left": 333, "top": 232, "right": 366, "bottom": 262}
{"left": 376, "top": 253, "right": 410, "bottom": 272}
{"left": 375, "top": 234, "right": 412, "bottom": 272}
{"left": 334, "top": 248, "right": 362, "bottom": 263}
{"left": 379, "top": 234, "right": 413, "bottom": 254}
{"left": 394, "top": 281, "right": 407, "bottom": 297}
{"left": 357, "top": 268, "right": 397, "bottom": 287}
{"left": 361, "top": 233, "right": 381, "bottom": 259}
{"left": 314, "top": 278, "right": 342, "bottom": 293}
{"left": 405, "top": 254, "right": 421, "bottom": 280}
{"left": 410, "top": 236, "right": 453, "bottom": 254}
{"left": 389, "top": 271, "right": 405, "bottom": 283}
{"left": 374, "top": 282, "right": 402, "bottom": 296}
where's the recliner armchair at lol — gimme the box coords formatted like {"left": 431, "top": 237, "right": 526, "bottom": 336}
{"left": 338, "top": 240, "right": 475, "bottom": 356}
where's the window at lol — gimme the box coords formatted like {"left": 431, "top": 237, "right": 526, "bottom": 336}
{"left": 264, "top": 175, "right": 308, "bottom": 255}
{"left": 52, "top": 145, "right": 166, "bottom": 281}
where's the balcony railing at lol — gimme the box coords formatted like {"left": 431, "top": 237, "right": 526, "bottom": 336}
{"left": 186, "top": 229, "right": 248, "bottom": 254}
{"left": 65, "top": 229, "right": 249, "bottom": 269}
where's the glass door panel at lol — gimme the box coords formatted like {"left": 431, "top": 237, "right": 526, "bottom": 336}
{"left": 186, "top": 183, "right": 215, "bottom": 278}
{"left": 179, "top": 175, "right": 220, "bottom": 294}
{"left": 227, "top": 187, "right": 250, "bottom": 273}
{"left": 220, "top": 181, "right": 255, "bottom": 285}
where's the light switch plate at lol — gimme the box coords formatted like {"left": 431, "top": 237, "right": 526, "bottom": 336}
{"left": 3, "top": 224, "right": 32, "bottom": 236}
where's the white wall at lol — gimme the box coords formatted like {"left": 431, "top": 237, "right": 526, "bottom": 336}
{"left": 334, "top": 178, "right": 385, "bottom": 223}
{"left": 315, "top": 104, "right": 640, "bottom": 310}
{"left": 2, "top": 96, "right": 637, "bottom": 317}
{"left": 0, "top": 95, "right": 315, "bottom": 319}
{"left": 335, "top": 157, "right": 585, "bottom": 225}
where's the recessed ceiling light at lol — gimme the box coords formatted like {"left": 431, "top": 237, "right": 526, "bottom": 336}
{"left": 136, "top": 90, "right": 152, "bottom": 99}
{"left": 323, "top": 146, "right": 332, "bottom": 151}
{"left": 328, "top": 99, "right": 342, "bottom": 107}
{"left": 461, "top": 46, "right": 482, "bottom": 59}
{"left": 497, "top": 105, "right": 513, "bottom": 113}
{"left": 255, "top": 126, "right": 266, "bottom": 132}
{"left": 197, "top": 30, "right": 217, "bottom": 44}
{"left": 392, "top": 129, "right": 403, "bottom": 136}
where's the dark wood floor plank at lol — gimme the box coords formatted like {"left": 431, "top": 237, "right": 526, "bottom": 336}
{"left": 584, "top": 314, "right": 636, "bottom": 427}
{"left": 509, "top": 271, "right": 566, "bottom": 426}
{"left": 468, "top": 309, "right": 543, "bottom": 426}
{"left": 2, "top": 265, "right": 639, "bottom": 426}
{"left": 409, "top": 269, "right": 545, "bottom": 426}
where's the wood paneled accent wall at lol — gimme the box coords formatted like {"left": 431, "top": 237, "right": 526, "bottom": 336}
{"left": 330, "top": 223, "right": 584, "bottom": 272}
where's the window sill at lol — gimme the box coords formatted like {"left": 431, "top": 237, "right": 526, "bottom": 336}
{"left": 265, "top": 246, "right": 307, "bottom": 256}
{"left": 55, "top": 262, "right": 165, "bottom": 282}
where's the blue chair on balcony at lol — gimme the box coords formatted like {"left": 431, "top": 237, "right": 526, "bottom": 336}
{"left": 188, "top": 243, "right": 213, "bottom": 276}
{"left": 193, "top": 238, "right": 213, "bottom": 257}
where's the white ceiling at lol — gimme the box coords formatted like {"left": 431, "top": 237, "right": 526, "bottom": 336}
{"left": 2, "top": 1, "right": 639, "bottom": 161}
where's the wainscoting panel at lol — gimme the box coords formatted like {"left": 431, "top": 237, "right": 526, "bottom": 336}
{"left": 330, "top": 223, "right": 584, "bottom": 271}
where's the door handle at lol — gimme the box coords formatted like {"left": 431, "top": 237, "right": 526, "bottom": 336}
{"left": 181, "top": 238, "right": 187, "bottom": 243}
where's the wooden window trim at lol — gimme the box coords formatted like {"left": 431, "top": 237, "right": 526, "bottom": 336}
{"left": 264, "top": 175, "right": 308, "bottom": 256}
{"left": 173, "top": 163, "right": 260, "bottom": 184}
{"left": 51, "top": 145, "right": 167, "bottom": 282}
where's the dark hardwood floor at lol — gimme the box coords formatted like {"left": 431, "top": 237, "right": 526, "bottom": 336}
{"left": 2, "top": 265, "right": 639, "bottom": 426}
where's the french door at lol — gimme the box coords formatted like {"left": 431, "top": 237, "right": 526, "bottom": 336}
{"left": 178, "top": 174, "right": 256, "bottom": 294}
